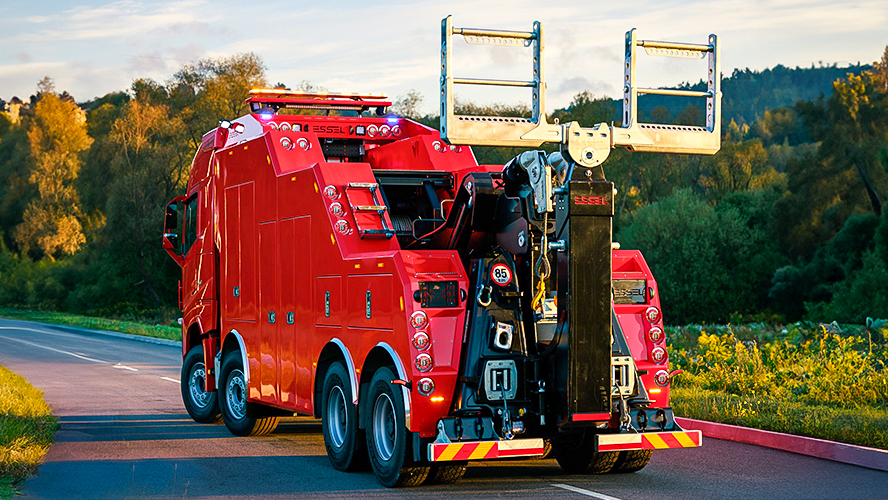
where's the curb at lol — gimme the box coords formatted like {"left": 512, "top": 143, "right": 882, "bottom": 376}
{"left": 676, "top": 417, "right": 888, "bottom": 472}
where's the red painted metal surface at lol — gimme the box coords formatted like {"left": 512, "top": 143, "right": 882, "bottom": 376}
{"left": 170, "top": 102, "right": 675, "bottom": 441}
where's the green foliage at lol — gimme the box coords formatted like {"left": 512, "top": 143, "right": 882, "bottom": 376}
{"left": 618, "top": 188, "right": 784, "bottom": 323}
{"left": 0, "top": 365, "right": 57, "bottom": 499}
{"left": 670, "top": 323, "right": 888, "bottom": 448}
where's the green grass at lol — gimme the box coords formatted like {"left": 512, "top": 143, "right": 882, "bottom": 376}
{"left": 0, "top": 307, "right": 180, "bottom": 342}
{"left": 668, "top": 322, "right": 888, "bottom": 450}
{"left": 0, "top": 365, "right": 58, "bottom": 499}
{"left": 672, "top": 386, "right": 888, "bottom": 450}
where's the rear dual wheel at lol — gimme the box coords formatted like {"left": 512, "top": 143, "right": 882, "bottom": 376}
{"left": 321, "top": 362, "right": 367, "bottom": 471}
{"left": 553, "top": 433, "right": 619, "bottom": 474}
{"left": 218, "top": 353, "right": 279, "bottom": 436}
{"left": 366, "top": 367, "right": 430, "bottom": 487}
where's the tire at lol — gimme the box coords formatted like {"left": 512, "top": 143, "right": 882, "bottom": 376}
{"left": 365, "top": 367, "right": 429, "bottom": 487}
{"left": 553, "top": 432, "right": 618, "bottom": 474}
{"left": 425, "top": 462, "right": 467, "bottom": 485}
{"left": 218, "top": 353, "right": 279, "bottom": 436}
{"left": 611, "top": 449, "right": 652, "bottom": 473}
{"left": 321, "top": 362, "right": 368, "bottom": 471}
{"left": 181, "top": 345, "right": 221, "bottom": 424}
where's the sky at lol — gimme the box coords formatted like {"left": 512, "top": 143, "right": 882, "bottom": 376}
{"left": 1, "top": 0, "right": 886, "bottom": 116}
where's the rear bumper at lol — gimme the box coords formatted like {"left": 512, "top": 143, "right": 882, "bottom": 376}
{"left": 429, "top": 438, "right": 545, "bottom": 462}
{"left": 595, "top": 429, "right": 702, "bottom": 452}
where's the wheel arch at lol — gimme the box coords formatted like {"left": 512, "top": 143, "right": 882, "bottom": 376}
{"left": 182, "top": 322, "right": 203, "bottom": 357}
{"left": 314, "top": 338, "right": 358, "bottom": 418}
{"left": 359, "top": 342, "right": 411, "bottom": 430}
{"left": 218, "top": 329, "right": 250, "bottom": 388}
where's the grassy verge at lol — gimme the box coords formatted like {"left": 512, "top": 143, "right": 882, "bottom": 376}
{"left": 672, "top": 386, "right": 888, "bottom": 450}
{"left": 0, "top": 365, "right": 58, "bottom": 499}
{"left": 0, "top": 308, "right": 180, "bottom": 342}
{"left": 668, "top": 322, "right": 888, "bottom": 450}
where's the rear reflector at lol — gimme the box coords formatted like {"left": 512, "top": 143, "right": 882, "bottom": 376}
{"left": 429, "top": 438, "right": 545, "bottom": 462}
{"left": 595, "top": 430, "right": 702, "bottom": 452}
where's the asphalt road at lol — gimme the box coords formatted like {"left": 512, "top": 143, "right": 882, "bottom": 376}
{"left": 1, "top": 317, "right": 887, "bottom": 500}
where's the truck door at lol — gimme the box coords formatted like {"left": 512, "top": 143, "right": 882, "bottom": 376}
{"left": 258, "top": 221, "right": 279, "bottom": 404}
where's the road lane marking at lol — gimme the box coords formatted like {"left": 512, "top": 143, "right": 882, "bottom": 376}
{"left": 0, "top": 334, "right": 109, "bottom": 363}
{"left": 552, "top": 484, "right": 624, "bottom": 500}
{"left": 160, "top": 377, "right": 180, "bottom": 383}
{"left": 113, "top": 364, "right": 139, "bottom": 372}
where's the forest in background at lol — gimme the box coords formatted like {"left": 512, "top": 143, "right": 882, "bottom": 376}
{"left": 0, "top": 49, "right": 887, "bottom": 326}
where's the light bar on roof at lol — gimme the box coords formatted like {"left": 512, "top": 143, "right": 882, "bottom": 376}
{"left": 249, "top": 89, "right": 389, "bottom": 100}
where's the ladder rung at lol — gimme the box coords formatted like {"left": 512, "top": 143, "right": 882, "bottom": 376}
{"left": 453, "top": 78, "right": 537, "bottom": 88}
{"left": 453, "top": 27, "right": 535, "bottom": 40}
{"left": 638, "top": 39, "right": 712, "bottom": 52}
{"left": 635, "top": 88, "right": 712, "bottom": 98}
{"left": 348, "top": 182, "right": 378, "bottom": 189}
{"left": 353, "top": 205, "right": 387, "bottom": 212}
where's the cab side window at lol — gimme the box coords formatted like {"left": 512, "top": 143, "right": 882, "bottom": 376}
{"left": 182, "top": 194, "right": 199, "bottom": 255}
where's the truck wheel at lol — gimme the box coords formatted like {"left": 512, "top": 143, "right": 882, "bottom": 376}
{"left": 181, "top": 345, "right": 222, "bottom": 424}
{"left": 425, "top": 462, "right": 467, "bottom": 485}
{"left": 611, "top": 449, "right": 652, "bottom": 473}
{"left": 218, "top": 353, "right": 279, "bottom": 436}
{"left": 365, "top": 367, "right": 429, "bottom": 487}
{"left": 553, "top": 434, "right": 618, "bottom": 474}
{"left": 322, "top": 362, "right": 367, "bottom": 471}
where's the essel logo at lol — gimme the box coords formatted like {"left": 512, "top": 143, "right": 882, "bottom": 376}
{"left": 574, "top": 196, "right": 608, "bottom": 205}
{"left": 306, "top": 124, "right": 348, "bottom": 134}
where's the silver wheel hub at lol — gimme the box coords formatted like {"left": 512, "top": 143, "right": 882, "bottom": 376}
{"left": 189, "top": 362, "right": 211, "bottom": 409}
{"left": 227, "top": 368, "right": 247, "bottom": 420}
{"left": 372, "top": 393, "right": 396, "bottom": 462}
{"left": 326, "top": 385, "right": 348, "bottom": 449}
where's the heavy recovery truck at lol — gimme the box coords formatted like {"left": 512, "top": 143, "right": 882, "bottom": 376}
{"left": 163, "top": 17, "right": 721, "bottom": 487}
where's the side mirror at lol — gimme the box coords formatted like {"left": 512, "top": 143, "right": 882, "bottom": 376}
{"left": 163, "top": 196, "right": 185, "bottom": 266}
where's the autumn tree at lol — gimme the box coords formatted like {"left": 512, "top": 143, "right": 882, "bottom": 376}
{"left": 14, "top": 78, "right": 92, "bottom": 259}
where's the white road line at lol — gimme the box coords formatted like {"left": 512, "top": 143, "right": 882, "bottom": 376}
{"left": 160, "top": 377, "right": 180, "bottom": 383}
{"left": 113, "top": 364, "right": 139, "bottom": 372}
{"left": 0, "top": 334, "right": 109, "bottom": 364}
{"left": 552, "top": 484, "right": 625, "bottom": 500}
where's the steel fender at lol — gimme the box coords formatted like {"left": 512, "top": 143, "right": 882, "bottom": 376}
{"left": 329, "top": 338, "right": 359, "bottom": 404}
{"left": 373, "top": 341, "right": 412, "bottom": 430}
{"left": 225, "top": 329, "right": 250, "bottom": 387}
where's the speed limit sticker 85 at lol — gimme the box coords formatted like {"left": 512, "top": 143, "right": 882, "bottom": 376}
{"left": 490, "top": 263, "right": 513, "bottom": 286}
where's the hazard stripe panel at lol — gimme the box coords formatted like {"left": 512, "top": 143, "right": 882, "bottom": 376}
{"left": 595, "top": 430, "right": 702, "bottom": 452}
{"left": 429, "top": 438, "right": 545, "bottom": 462}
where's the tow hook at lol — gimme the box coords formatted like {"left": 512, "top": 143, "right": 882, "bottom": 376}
{"left": 476, "top": 285, "right": 493, "bottom": 307}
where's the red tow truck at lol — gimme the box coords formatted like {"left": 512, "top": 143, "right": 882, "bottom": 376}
{"left": 163, "top": 17, "right": 721, "bottom": 486}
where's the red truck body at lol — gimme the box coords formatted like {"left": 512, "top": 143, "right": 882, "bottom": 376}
{"left": 163, "top": 18, "right": 721, "bottom": 487}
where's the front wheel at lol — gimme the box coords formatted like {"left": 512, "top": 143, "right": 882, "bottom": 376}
{"left": 181, "top": 345, "right": 221, "bottom": 423}
{"left": 365, "top": 367, "right": 429, "bottom": 487}
{"left": 218, "top": 353, "right": 279, "bottom": 436}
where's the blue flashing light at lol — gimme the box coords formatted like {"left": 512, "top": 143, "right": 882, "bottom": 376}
{"left": 260, "top": 112, "right": 273, "bottom": 121}
{"left": 387, "top": 117, "right": 399, "bottom": 124}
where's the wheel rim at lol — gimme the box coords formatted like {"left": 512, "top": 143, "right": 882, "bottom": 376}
{"left": 227, "top": 368, "right": 247, "bottom": 420}
{"left": 372, "top": 392, "right": 396, "bottom": 462}
{"left": 189, "top": 362, "right": 211, "bottom": 409}
{"left": 326, "top": 385, "right": 348, "bottom": 449}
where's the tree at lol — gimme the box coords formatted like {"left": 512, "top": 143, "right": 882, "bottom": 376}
{"left": 14, "top": 79, "right": 92, "bottom": 259}
{"left": 104, "top": 97, "right": 188, "bottom": 307}
{"left": 392, "top": 89, "right": 424, "bottom": 120}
